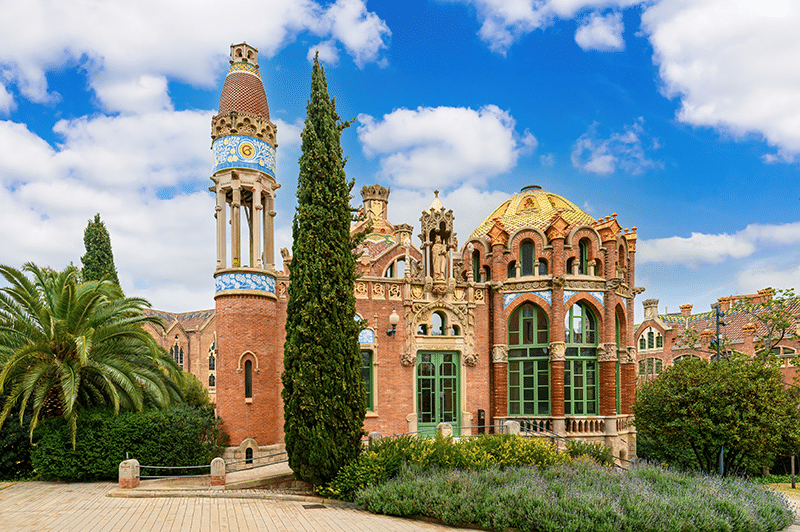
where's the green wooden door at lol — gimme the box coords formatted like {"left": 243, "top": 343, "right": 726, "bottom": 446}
{"left": 417, "top": 352, "right": 459, "bottom": 436}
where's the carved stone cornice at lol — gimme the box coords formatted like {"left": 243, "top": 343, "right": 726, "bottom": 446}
{"left": 211, "top": 112, "right": 276, "bottom": 144}
{"left": 401, "top": 352, "right": 416, "bottom": 366}
{"left": 492, "top": 344, "right": 508, "bottom": 364}
{"left": 549, "top": 342, "right": 566, "bottom": 361}
{"left": 563, "top": 279, "right": 606, "bottom": 292}
{"left": 501, "top": 279, "right": 551, "bottom": 292}
{"left": 605, "top": 278, "right": 622, "bottom": 291}
{"left": 598, "top": 343, "right": 618, "bottom": 362}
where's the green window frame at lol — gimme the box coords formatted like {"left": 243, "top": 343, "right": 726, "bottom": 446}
{"left": 417, "top": 352, "right": 459, "bottom": 434}
{"left": 507, "top": 303, "right": 550, "bottom": 416}
{"left": 521, "top": 241, "right": 534, "bottom": 276}
{"left": 564, "top": 303, "right": 598, "bottom": 415}
{"left": 578, "top": 239, "right": 589, "bottom": 275}
{"left": 361, "top": 350, "right": 373, "bottom": 411}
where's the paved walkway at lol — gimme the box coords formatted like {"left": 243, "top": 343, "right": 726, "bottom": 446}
{"left": 0, "top": 481, "right": 473, "bottom": 532}
{"left": 1, "top": 480, "right": 799, "bottom": 532}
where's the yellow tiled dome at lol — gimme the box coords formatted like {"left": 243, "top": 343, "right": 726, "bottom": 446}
{"left": 470, "top": 185, "right": 595, "bottom": 240}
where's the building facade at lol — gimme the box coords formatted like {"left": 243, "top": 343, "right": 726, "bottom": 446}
{"left": 147, "top": 43, "right": 642, "bottom": 461}
{"left": 635, "top": 292, "right": 800, "bottom": 384}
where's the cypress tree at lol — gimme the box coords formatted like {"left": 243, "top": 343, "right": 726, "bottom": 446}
{"left": 281, "top": 55, "right": 365, "bottom": 485}
{"left": 80, "top": 213, "right": 120, "bottom": 285}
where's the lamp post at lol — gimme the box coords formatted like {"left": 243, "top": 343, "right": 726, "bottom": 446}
{"left": 711, "top": 303, "right": 727, "bottom": 475}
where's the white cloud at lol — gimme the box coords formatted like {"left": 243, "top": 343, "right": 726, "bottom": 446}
{"left": 641, "top": 0, "right": 800, "bottom": 160}
{"left": 737, "top": 262, "right": 800, "bottom": 296}
{"left": 273, "top": 118, "right": 304, "bottom": 149}
{"left": 0, "top": 0, "right": 390, "bottom": 113}
{"left": 571, "top": 117, "right": 661, "bottom": 175}
{"left": 0, "top": 81, "right": 14, "bottom": 114}
{"left": 308, "top": 40, "right": 340, "bottom": 66}
{"left": 452, "top": 0, "right": 638, "bottom": 54}
{"left": 575, "top": 11, "right": 624, "bottom": 51}
{"left": 357, "top": 105, "right": 535, "bottom": 188}
{"left": 638, "top": 221, "right": 800, "bottom": 266}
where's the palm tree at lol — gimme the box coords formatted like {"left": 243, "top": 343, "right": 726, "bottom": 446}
{"left": 0, "top": 263, "right": 182, "bottom": 447}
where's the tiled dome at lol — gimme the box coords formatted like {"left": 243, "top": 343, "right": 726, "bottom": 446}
{"left": 470, "top": 185, "right": 596, "bottom": 240}
{"left": 217, "top": 62, "right": 270, "bottom": 120}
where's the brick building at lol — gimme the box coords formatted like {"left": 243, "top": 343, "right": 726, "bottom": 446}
{"left": 635, "top": 292, "right": 800, "bottom": 384}
{"left": 147, "top": 42, "right": 641, "bottom": 461}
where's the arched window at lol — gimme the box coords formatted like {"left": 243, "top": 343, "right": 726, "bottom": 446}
{"left": 638, "top": 358, "right": 663, "bottom": 376}
{"left": 507, "top": 303, "right": 549, "bottom": 416}
{"left": 538, "top": 259, "right": 548, "bottom": 275}
{"left": 618, "top": 244, "right": 626, "bottom": 267}
{"left": 578, "top": 239, "right": 590, "bottom": 275}
{"left": 208, "top": 341, "right": 216, "bottom": 371}
{"left": 564, "top": 303, "right": 598, "bottom": 416}
{"left": 639, "top": 327, "right": 663, "bottom": 351}
{"left": 520, "top": 241, "right": 534, "bottom": 276}
{"left": 384, "top": 258, "right": 405, "bottom": 278}
{"left": 431, "top": 312, "right": 446, "bottom": 336}
{"left": 170, "top": 336, "right": 183, "bottom": 367}
{"left": 244, "top": 359, "right": 253, "bottom": 399}
{"left": 209, "top": 374, "right": 215, "bottom": 387}
{"left": 639, "top": 336, "right": 646, "bottom": 350}
{"left": 647, "top": 331, "right": 655, "bottom": 349}
{"left": 507, "top": 261, "right": 517, "bottom": 279}
{"left": 245, "top": 447, "right": 253, "bottom": 465}
{"left": 472, "top": 250, "right": 481, "bottom": 282}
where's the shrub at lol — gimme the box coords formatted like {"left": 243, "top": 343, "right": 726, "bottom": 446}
{"left": 32, "top": 405, "right": 223, "bottom": 482}
{"left": 566, "top": 440, "right": 615, "bottom": 467}
{"left": 0, "top": 396, "right": 33, "bottom": 480}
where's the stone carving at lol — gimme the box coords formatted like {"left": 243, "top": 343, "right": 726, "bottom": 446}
{"left": 211, "top": 114, "right": 276, "bottom": 144}
{"left": 432, "top": 284, "right": 447, "bottom": 297}
{"left": 453, "top": 287, "right": 465, "bottom": 301}
{"left": 549, "top": 342, "right": 566, "bottom": 361}
{"left": 401, "top": 351, "right": 416, "bottom": 366}
{"left": 552, "top": 275, "right": 565, "bottom": 289}
{"left": 432, "top": 236, "right": 447, "bottom": 281}
{"left": 492, "top": 344, "right": 509, "bottom": 364}
{"left": 406, "top": 299, "right": 476, "bottom": 368}
{"left": 388, "top": 284, "right": 402, "bottom": 299}
{"left": 563, "top": 279, "right": 606, "bottom": 291}
{"left": 475, "top": 289, "right": 484, "bottom": 303}
{"left": 464, "top": 351, "right": 479, "bottom": 367}
{"left": 278, "top": 282, "right": 287, "bottom": 299}
{"left": 606, "top": 278, "right": 622, "bottom": 291}
{"left": 410, "top": 259, "right": 423, "bottom": 282}
{"left": 623, "top": 346, "right": 636, "bottom": 364}
{"left": 280, "top": 247, "right": 291, "bottom": 264}
{"left": 355, "top": 282, "right": 368, "bottom": 298}
{"left": 411, "top": 285, "right": 424, "bottom": 300}
{"left": 598, "top": 343, "right": 618, "bottom": 362}
{"left": 502, "top": 279, "right": 551, "bottom": 292}
{"left": 372, "top": 283, "right": 385, "bottom": 298}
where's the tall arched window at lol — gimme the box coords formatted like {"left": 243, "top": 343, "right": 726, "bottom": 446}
{"left": 507, "top": 303, "right": 550, "bottom": 416}
{"left": 431, "top": 311, "right": 446, "bottom": 336}
{"left": 578, "top": 239, "right": 590, "bottom": 275}
{"left": 244, "top": 359, "right": 253, "bottom": 399}
{"left": 472, "top": 250, "right": 481, "bottom": 282}
{"left": 520, "top": 241, "right": 534, "bottom": 276}
{"left": 208, "top": 341, "right": 216, "bottom": 371}
{"left": 384, "top": 258, "right": 405, "bottom": 278}
{"left": 170, "top": 336, "right": 183, "bottom": 367}
{"left": 564, "top": 303, "right": 598, "bottom": 416}
{"left": 507, "top": 261, "right": 517, "bottom": 279}
{"left": 209, "top": 374, "right": 216, "bottom": 387}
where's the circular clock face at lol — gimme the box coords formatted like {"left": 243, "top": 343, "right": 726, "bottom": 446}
{"left": 238, "top": 142, "right": 255, "bottom": 159}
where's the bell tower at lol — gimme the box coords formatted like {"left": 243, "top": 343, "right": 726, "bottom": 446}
{"left": 211, "top": 42, "right": 281, "bottom": 446}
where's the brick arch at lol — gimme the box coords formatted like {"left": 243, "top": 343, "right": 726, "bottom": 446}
{"left": 615, "top": 303, "right": 627, "bottom": 334}
{"left": 237, "top": 350, "right": 260, "bottom": 373}
{"left": 564, "top": 293, "right": 604, "bottom": 330}
{"left": 504, "top": 293, "right": 553, "bottom": 320}
{"left": 565, "top": 226, "right": 603, "bottom": 267}
{"left": 508, "top": 227, "right": 548, "bottom": 254}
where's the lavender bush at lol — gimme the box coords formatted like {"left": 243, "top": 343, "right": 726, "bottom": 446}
{"left": 355, "top": 459, "right": 793, "bottom": 532}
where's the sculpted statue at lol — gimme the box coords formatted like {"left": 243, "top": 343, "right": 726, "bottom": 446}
{"left": 432, "top": 235, "right": 447, "bottom": 281}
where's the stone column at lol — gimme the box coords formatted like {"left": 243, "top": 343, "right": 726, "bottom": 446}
{"left": 118, "top": 459, "right": 140, "bottom": 489}
{"left": 252, "top": 184, "right": 263, "bottom": 269}
{"left": 550, "top": 236, "right": 566, "bottom": 420}
{"left": 621, "top": 347, "right": 636, "bottom": 415}
{"left": 216, "top": 185, "right": 227, "bottom": 270}
{"left": 598, "top": 343, "right": 617, "bottom": 416}
{"left": 266, "top": 193, "right": 276, "bottom": 271}
{"left": 210, "top": 457, "right": 226, "bottom": 488}
{"left": 549, "top": 341, "right": 566, "bottom": 428}
{"left": 231, "top": 185, "right": 241, "bottom": 267}
{"left": 492, "top": 344, "right": 508, "bottom": 418}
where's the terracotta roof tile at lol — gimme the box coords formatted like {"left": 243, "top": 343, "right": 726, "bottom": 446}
{"left": 217, "top": 63, "right": 270, "bottom": 119}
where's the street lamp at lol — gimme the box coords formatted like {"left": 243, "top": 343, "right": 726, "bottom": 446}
{"left": 386, "top": 309, "right": 400, "bottom": 337}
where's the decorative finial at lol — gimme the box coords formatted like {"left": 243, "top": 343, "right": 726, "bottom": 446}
{"left": 434, "top": 190, "right": 439, "bottom": 198}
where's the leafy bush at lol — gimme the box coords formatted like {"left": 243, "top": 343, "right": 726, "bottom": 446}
{"left": 0, "top": 395, "right": 33, "bottom": 480}
{"left": 32, "top": 405, "right": 223, "bottom": 482}
{"left": 566, "top": 440, "right": 615, "bottom": 467}
{"left": 356, "top": 462, "right": 793, "bottom": 532}
{"left": 319, "top": 434, "right": 567, "bottom": 501}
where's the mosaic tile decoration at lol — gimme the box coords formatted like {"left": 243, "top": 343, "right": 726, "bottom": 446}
{"left": 228, "top": 62, "right": 260, "bottom": 78}
{"left": 359, "top": 329, "right": 376, "bottom": 344}
{"left": 212, "top": 135, "right": 275, "bottom": 177}
{"left": 504, "top": 290, "right": 552, "bottom": 308}
{"left": 564, "top": 290, "right": 604, "bottom": 306}
{"left": 215, "top": 271, "right": 276, "bottom": 294}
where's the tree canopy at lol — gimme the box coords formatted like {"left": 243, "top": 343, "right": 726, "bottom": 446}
{"left": 81, "top": 213, "right": 120, "bottom": 285}
{"left": 0, "top": 263, "right": 182, "bottom": 447}
{"left": 281, "top": 54, "right": 365, "bottom": 486}
{"left": 634, "top": 357, "right": 800, "bottom": 475}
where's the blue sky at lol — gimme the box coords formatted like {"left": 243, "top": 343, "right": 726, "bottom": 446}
{"left": 1, "top": 0, "right": 799, "bottom": 322}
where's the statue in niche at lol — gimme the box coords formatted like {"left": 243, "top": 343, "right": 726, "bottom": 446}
{"left": 432, "top": 235, "right": 447, "bottom": 281}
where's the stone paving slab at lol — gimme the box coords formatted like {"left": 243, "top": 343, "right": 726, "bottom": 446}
{"left": 0, "top": 481, "right": 474, "bottom": 532}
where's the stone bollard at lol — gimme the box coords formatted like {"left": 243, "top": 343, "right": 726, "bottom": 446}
{"left": 437, "top": 422, "right": 453, "bottom": 438}
{"left": 368, "top": 432, "right": 383, "bottom": 446}
{"left": 210, "top": 457, "right": 226, "bottom": 489}
{"left": 118, "top": 459, "right": 140, "bottom": 489}
{"left": 502, "top": 420, "right": 520, "bottom": 435}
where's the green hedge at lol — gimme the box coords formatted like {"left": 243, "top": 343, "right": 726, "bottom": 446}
{"left": 32, "top": 405, "right": 224, "bottom": 482}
